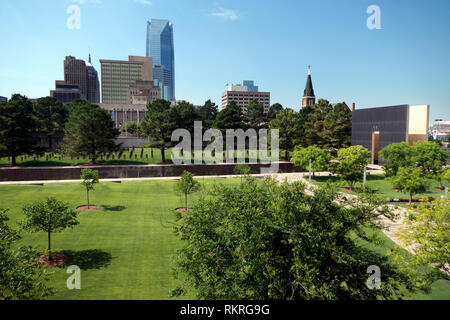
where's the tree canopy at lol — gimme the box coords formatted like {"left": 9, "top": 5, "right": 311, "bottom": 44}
{"left": 62, "top": 102, "right": 120, "bottom": 164}
{"left": 174, "top": 177, "right": 411, "bottom": 300}
{"left": 291, "top": 146, "right": 332, "bottom": 176}
{"left": 269, "top": 108, "right": 301, "bottom": 160}
{"left": 332, "top": 145, "right": 371, "bottom": 190}
{"left": 389, "top": 167, "right": 430, "bottom": 203}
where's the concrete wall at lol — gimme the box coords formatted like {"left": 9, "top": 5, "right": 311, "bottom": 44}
{"left": 0, "top": 162, "right": 300, "bottom": 182}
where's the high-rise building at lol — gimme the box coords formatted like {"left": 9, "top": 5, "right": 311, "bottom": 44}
{"left": 50, "top": 81, "right": 85, "bottom": 103}
{"left": 64, "top": 56, "right": 87, "bottom": 98}
{"left": 100, "top": 56, "right": 154, "bottom": 105}
{"left": 0, "top": 96, "right": 7, "bottom": 103}
{"left": 302, "top": 66, "right": 315, "bottom": 108}
{"left": 221, "top": 81, "right": 270, "bottom": 113}
{"left": 146, "top": 19, "right": 175, "bottom": 101}
{"left": 86, "top": 54, "right": 100, "bottom": 103}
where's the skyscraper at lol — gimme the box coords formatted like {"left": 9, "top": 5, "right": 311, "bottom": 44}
{"left": 86, "top": 54, "right": 100, "bottom": 103}
{"left": 146, "top": 19, "right": 175, "bottom": 101}
{"left": 64, "top": 56, "right": 87, "bottom": 98}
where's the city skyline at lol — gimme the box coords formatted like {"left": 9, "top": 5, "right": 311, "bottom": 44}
{"left": 0, "top": 0, "right": 449, "bottom": 122}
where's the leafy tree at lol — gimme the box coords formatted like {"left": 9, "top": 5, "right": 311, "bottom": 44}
{"left": 213, "top": 101, "right": 244, "bottom": 134}
{"left": 303, "top": 99, "right": 333, "bottom": 148}
{"left": 80, "top": 169, "right": 99, "bottom": 209}
{"left": 332, "top": 145, "right": 371, "bottom": 190}
{"left": 174, "top": 177, "right": 411, "bottom": 299}
{"left": 411, "top": 141, "right": 447, "bottom": 176}
{"left": 0, "top": 94, "right": 37, "bottom": 166}
{"left": 197, "top": 100, "right": 218, "bottom": 130}
{"left": 322, "top": 103, "right": 352, "bottom": 149}
{"left": 295, "top": 105, "right": 314, "bottom": 148}
{"left": 244, "top": 100, "right": 266, "bottom": 130}
{"left": 269, "top": 108, "right": 301, "bottom": 160}
{"left": 389, "top": 167, "right": 430, "bottom": 203}
{"left": 0, "top": 208, "right": 53, "bottom": 300}
{"left": 62, "top": 102, "right": 120, "bottom": 164}
{"left": 439, "top": 168, "right": 450, "bottom": 190}
{"left": 121, "top": 121, "right": 138, "bottom": 135}
{"left": 172, "top": 100, "right": 200, "bottom": 135}
{"left": 379, "top": 142, "right": 415, "bottom": 177}
{"left": 267, "top": 103, "right": 283, "bottom": 121}
{"left": 291, "top": 146, "right": 331, "bottom": 177}
{"left": 21, "top": 198, "right": 79, "bottom": 260}
{"left": 140, "top": 99, "right": 177, "bottom": 163}
{"left": 392, "top": 198, "right": 449, "bottom": 287}
{"left": 234, "top": 163, "right": 251, "bottom": 183}
{"left": 33, "top": 96, "right": 69, "bottom": 150}
{"left": 175, "top": 171, "right": 201, "bottom": 211}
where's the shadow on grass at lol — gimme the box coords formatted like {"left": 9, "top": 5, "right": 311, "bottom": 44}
{"left": 102, "top": 205, "right": 126, "bottom": 212}
{"left": 60, "top": 249, "right": 112, "bottom": 270}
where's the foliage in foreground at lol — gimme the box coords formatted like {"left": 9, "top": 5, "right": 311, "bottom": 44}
{"left": 391, "top": 198, "right": 449, "bottom": 288}
{"left": 0, "top": 209, "right": 52, "bottom": 300}
{"left": 173, "top": 177, "right": 413, "bottom": 300}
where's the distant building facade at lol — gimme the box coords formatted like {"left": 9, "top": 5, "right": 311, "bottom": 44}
{"left": 302, "top": 67, "right": 315, "bottom": 108}
{"left": 221, "top": 81, "right": 270, "bottom": 113}
{"left": 351, "top": 104, "right": 430, "bottom": 164}
{"left": 50, "top": 55, "right": 99, "bottom": 104}
{"left": 50, "top": 81, "right": 85, "bottom": 103}
{"left": 146, "top": 19, "right": 175, "bottom": 101}
{"left": 430, "top": 120, "right": 450, "bottom": 141}
{"left": 0, "top": 96, "right": 7, "bottom": 102}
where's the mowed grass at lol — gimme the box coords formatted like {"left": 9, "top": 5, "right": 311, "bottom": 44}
{"left": 0, "top": 178, "right": 238, "bottom": 299}
{"left": 1, "top": 177, "right": 448, "bottom": 300}
{"left": 310, "top": 174, "right": 445, "bottom": 200}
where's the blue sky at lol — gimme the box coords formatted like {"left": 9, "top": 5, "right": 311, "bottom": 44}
{"left": 0, "top": 0, "right": 449, "bottom": 122}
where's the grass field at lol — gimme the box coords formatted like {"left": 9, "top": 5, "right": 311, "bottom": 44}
{"left": 0, "top": 148, "right": 288, "bottom": 167}
{"left": 309, "top": 174, "right": 445, "bottom": 201}
{"left": 1, "top": 177, "right": 449, "bottom": 300}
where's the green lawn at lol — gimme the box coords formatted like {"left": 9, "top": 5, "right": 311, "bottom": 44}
{"left": 310, "top": 174, "right": 445, "bottom": 201}
{"left": 1, "top": 177, "right": 448, "bottom": 299}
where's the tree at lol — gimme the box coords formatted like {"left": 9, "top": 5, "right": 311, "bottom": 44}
{"left": 392, "top": 198, "right": 449, "bottom": 287}
{"left": 439, "top": 168, "right": 450, "bottom": 190}
{"left": 213, "top": 101, "right": 244, "bottom": 134}
{"left": 291, "top": 146, "right": 331, "bottom": 177}
{"left": 175, "top": 171, "right": 201, "bottom": 211}
{"left": 173, "top": 177, "right": 411, "bottom": 299}
{"left": 0, "top": 208, "right": 53, "bottom": 300}
{"left": 21, "top": 198, "right": 79, "bottom": 261}
{"left": 389, "top": 167, "right": 430, "bottom": 203}
{"left": 33, "top": 96, "right": 69, "bottom": 150}
{"left": 379, "top": 142, "right": 415, "bottom": 177}
{"left": 121, "top": 121, "right": 138, "bottom": 136}
{"left": 0, "top": 94, "right": 37, "bottom": 166}
{"left": 303, "top": 99, "right": 333, "bottom": 148}
{"left": 332, "top": 145, "right": 371, "bottom": 190}
{"left": 62, "top": 102, "right": 120, "bottom": 164}
{"left": 80, "top": 169, "right": 99, "bottom": 209}
{"left": 234, "top": 163, "right": 251, "bottom": 183}
{"left": 269, "top": 108, "right": 301, "bottom": 160}
{"left": 322, "top": 103, "right": 352, "bottom": 149}
{"left": 267, "top": 103, "right": 283, "bottom": 121}
{"left": 243, "top": 100, "right": 266, "bottom": 130}
{"left": 197, "top": 100, "right": 218, "bottom": 130}
{"left": 411, "top": 141, "right": 447, "bottom": 176}
{"left": 140, "top": 99, "right": 177, "bottom": 163}
{"left": 295, "top": 105, "right": 314, "bottom": 148}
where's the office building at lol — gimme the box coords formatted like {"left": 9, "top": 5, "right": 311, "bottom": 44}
{"left": 64, "top": 56, "right": 88, "bottom": 98}
{"left": 86, "top": 54, "right": 100, "bottom": 103}
{"left": 351, "top": 104, "right": 430, "bottom": 164}
{"left": 50, "top": 81, "right": 85, "bottom": 103}
{"left": 430, "top": 120, "right": 450, "bottom": 141}
{"left": 146, "top": 19, "right": 175, "bottom": 101}
{"left": 221, "top": 81, "right": 270, "bottom": 112}
{"left": 0, "top": 96, "right": 7, "bottom": 102}
{"left": 100, "top": 56, "right": 155, "bottom": 105}
{"left": 302, "top": 66, "right": 315, "bottom": 108}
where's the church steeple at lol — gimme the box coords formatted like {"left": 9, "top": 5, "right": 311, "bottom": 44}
{"left": 302, "top": 65, "right": 315, "bottom": 108}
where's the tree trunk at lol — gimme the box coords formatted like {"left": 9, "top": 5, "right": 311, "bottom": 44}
{"left": 49, "top": 135, "right": 53, "bottom": 151}
{"left": 48, "top": 231, "right": 52, "bottom": 261}
{"left": 87, "top": 187, "right": 90, "bottom": 209}
{"left": 285, "top": 150, "right": 288, "bottom": 160}
{"left": 185, "top": 193, "right": 188, "bottom": 211}
{"left": 409, "top": 193, "right": 412, "bottom": 204}
{"left": 161, "top": 148, "right": 166, "bottom": 163}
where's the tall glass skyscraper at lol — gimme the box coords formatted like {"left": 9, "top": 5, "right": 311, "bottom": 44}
{"left": 146, "top": 19, "right": 175, "bottom": 101}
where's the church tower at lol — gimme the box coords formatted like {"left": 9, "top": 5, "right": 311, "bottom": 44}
{"left": 302, "top": 66, "right": 315, "bottom": 108}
